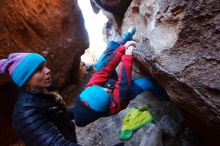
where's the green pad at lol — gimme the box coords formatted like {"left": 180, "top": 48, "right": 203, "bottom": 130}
{"left": 119, "top": 106, "right": 154, "bottom": 140}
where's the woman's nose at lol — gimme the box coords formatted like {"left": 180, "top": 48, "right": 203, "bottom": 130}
{"left": 44, "top": 67, "right": 51, "bottom": 75}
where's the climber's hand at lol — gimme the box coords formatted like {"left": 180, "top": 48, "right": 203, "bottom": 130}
{"left": 124, "top": 40, "right": 137, "bottom": 49}
{"left": 125, "top": 46, "right": 136, "bottom": 55}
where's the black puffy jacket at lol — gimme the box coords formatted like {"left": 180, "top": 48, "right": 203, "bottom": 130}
{"left": 13, "top": 90, "right": 80, "bottom": 146}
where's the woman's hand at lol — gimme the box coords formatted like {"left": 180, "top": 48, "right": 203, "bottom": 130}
{"left": 124, "top": 41, "right": 137, "bottom": 48}
{"left": 124, "top": 41, "right": 137, "bottom": 55}
{"left": 125, "top": 46, "right": 136, "bottom": 55}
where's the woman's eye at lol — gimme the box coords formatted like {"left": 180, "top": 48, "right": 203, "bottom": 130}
{"left": 36, "top": 66, "right": 44, "bottom": 72}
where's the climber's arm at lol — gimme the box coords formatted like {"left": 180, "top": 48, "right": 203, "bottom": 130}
{"left": 110, "top": 54, "right": 133, "bottom": 114}
{"left": 85, "top": 45, "right": 126, "bottom": 88}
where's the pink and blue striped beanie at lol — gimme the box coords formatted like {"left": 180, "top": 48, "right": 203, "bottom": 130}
{"left": 0, "top": 53, "right": 46, "bottom": 87}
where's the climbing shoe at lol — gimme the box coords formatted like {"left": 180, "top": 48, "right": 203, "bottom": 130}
{"left": 119, "top": 106, "right": 154, "bottom": 140}
{"left": 118, "top": 25, "right": 136, "bottom": 45}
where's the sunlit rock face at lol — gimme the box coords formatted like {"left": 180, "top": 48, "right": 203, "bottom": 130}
{"left": 0, "top": 0, "right": 89, "bottom": 88}
{"left": 0, "top": 0, "right": 88, "bottom": 145}
{"left": 93, "top": 0, "right": 220, "bottom": 139}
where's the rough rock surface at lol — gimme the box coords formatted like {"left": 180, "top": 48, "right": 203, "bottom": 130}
{"left": 0, "top": 0, "right": 88, "bottom": 145}
{"left": 92, "top": 0, "right": 220, "bottom": 143}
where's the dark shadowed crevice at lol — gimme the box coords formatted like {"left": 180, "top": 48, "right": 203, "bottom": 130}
{"left": 90, "top": 0, "right": 132, "bottom": 27}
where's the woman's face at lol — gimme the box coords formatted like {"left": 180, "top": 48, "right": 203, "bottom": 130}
{"left": 27, "top": 63, "right": 51, "bottom": 90}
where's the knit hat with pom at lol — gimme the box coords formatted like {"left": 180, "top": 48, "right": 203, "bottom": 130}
{"left": 0, "top": 53, "right": 46, "bottom": 87}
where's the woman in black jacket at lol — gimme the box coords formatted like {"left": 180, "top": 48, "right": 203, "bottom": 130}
{"left": 0, "top": 53, "right": 80, "bottom": 146}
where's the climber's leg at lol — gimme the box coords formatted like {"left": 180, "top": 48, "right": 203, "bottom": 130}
{"left": 96, "top": 26, "right": 136, "bottom": 71}
{"left": 130, "top": 77, "right": 169, "bottom": 100}
{"left": 96, "top": 41, "right": 120, "bottom": 71}
{"left": 117, "top": 25, "right": 136, "bottom": 45}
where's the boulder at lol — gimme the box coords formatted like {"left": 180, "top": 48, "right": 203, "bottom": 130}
{"left": 92, "top": 0, "right": 220, "bottom": 143}
{"left": 0, "top": 0, "right": 89, "bottom": 88}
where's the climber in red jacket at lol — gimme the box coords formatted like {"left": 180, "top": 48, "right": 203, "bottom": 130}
{"left": 74, "top": 40, "right": 136, "bottom": 127}
{"left": 73, "top": 26, "right": 169, "bottom": 127}
{"left": 73, "top": 27, "right": 139, "bottom": 126}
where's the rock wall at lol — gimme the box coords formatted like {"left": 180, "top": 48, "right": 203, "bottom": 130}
{"left": 92, "top": 0, "right": 220, "bottom": 142}
{"left": 0, "top": 0, "right": 88, "bottom": 145}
